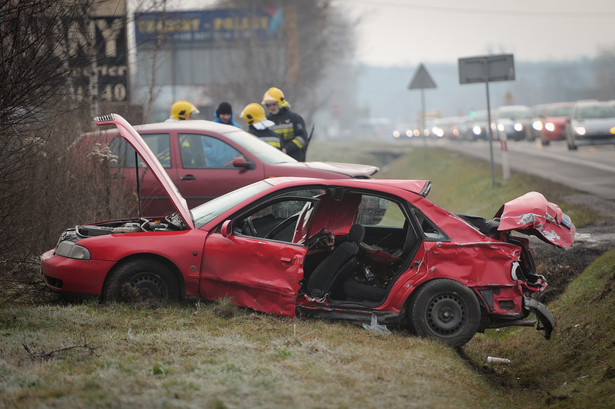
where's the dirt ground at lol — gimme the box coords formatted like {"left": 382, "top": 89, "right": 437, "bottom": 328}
{"left": 530, "top": 192, "right": 615, "bottom": 303}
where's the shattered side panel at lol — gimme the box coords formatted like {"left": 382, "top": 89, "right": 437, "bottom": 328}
{"left": 200, "top": 232, "right": 307, "bottom": 316}
{"left": 497, "top": 192, "right": 575, "bottom": 249}
{"left": 424, "top": 241, "right": 520, "bottom": 286}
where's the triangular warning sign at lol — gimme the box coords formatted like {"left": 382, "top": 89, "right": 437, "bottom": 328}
{"left": 408, "top": 64, "right": 437, "bottom": 90}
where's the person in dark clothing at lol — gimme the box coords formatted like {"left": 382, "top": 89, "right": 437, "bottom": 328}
{"left": 240, "top": 103, "right": 281, "bottom": 149}
{"left": 262, "top": 87, "right": 307, "bottom": 161}
{"left": 213, "top": 101, "right": 242, "bottom": 129}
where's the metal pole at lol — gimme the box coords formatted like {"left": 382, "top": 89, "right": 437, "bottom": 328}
{"left": 484, "top": 60, "right": 495, "bottom": 188}
{"left": 421, "top": 88, "right": 427, "bottom": 156}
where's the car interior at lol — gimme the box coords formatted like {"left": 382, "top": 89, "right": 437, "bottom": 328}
{"left": 231, "top": 187, "right": 423, "bottom": 305}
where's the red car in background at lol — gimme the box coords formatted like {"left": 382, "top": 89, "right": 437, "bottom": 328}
{"left": 540, "top": 102, "right": 575, "bottom": 145}
{"left": 41, "top": 114, "right": 576, "bottom": 347}
{"left": 76, "top": 120, "right": 378, "bottom": 216}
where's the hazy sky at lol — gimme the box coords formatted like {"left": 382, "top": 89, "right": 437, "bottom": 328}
{"left": 158, "top": 0, "right": 615, "bottom": 67}
{"left": 339, "top": 0, "right": 615, "bottom": 66}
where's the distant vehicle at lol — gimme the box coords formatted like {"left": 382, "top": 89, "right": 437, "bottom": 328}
{"left": 392, "top": 123, "right": 418, "bottom": 139}
{"left": 465, "top": 110, "right": 491, "bottom": 141}
{"left": 494, "top": 105, "right": 531, "bottom": 141}
{"left": 76, "top": 120, "right": 378, "bottom": 216}
{"left": 528, "top": 104, "right": 548, "bottom": 141}
{"left": 565, "top": 101, "right": 615, "bottom": 150}
{"left": 540, "top": 102, "right": 575, "bottom": 145}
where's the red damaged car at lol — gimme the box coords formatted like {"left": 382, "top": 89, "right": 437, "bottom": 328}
{"left": 41, "top": 114, "right": 576, "bottom": 347}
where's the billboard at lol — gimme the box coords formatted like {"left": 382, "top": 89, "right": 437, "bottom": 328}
{"left": 68, "top": 15, "right": 129, "bottom": 103}
{"left": 134, "top": 8, "right": 284, "bottom": 45}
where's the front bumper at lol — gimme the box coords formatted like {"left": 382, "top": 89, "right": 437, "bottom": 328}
{"left": 40, "top": 249, "right": 113, "bottom": 296}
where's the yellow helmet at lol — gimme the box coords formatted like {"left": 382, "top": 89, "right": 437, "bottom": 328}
{"left": 170, "top": 101, "right": 199, "bottom": 120}
{"left": 240, "top": 103, "right": 266, "bottom": 125}
{"left": 261, "top": 87, "right": 286, "bottom": 106}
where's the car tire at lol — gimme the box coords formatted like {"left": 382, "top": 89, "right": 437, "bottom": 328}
{"left": 409, "top": 279, "right": 481, "bottom": 347}
{"left": 104, "top": 259, "right": 179, "bottom": 303}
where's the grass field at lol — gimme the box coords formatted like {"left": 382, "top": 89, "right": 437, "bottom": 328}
{"left": 1, "top": 141, "right": 610, "bottom": 409}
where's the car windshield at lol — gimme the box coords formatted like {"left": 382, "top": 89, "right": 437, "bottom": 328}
{"left": 577, "top": 104, "right": 615, "bottom": 119}
{"left": 225, "top": 130, "right": 297, "bottom": 164}
{"left": 548, "top": 106, "right": 573, "bottom": 117}
{"left": 191, "top": 180, "right": 273, "bottom": 228}
{"left": 499, "top": 109, "right": 529, "bottom": 119}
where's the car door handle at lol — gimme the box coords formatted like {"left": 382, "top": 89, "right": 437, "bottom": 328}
{"left": 180, "top": 174, "right": 196, "bottom": 181}
{"left": 281, "top": 256, "right": 297, "bottom": 265}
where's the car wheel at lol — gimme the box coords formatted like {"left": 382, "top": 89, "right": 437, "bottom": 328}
{"left": 409, "top": 279, "right": 480, "bottom": 347}
{"left": 104, "top": 259, "right": 179, "bottom": 303}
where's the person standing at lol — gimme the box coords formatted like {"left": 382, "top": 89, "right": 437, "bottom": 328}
{"left": 213, "top": 101, "right": 242, "bottom": 129}
{"left": 240, "top": 103, "right": 281, "bottom": 149}
{"left": 166, "top": 100, "right": 199, "bottom": 121}
{"left": 261, "top": 87, "right": 307, "bottom": 161}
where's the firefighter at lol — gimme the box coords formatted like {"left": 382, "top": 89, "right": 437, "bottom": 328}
{"left": 166, "top": 101, "right": 199, "bottom": 121}
{"left": 240, "top": 103, "right": 281, "bottom": 149}
{"left": 262, "top": 87, "right": 307, "bottom": 161}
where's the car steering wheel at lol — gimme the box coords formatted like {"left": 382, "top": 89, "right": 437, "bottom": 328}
{"left": 265, "top": 214, "right": 299, "bottom": 240}
{"left": 244, "top": 216, "right": 258, "bottom": 236}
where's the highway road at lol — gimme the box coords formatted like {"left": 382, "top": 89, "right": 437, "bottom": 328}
{"left": 430, "top": 138, "right": 615, "bottom": 200}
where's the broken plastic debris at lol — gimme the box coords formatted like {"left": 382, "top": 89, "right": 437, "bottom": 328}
{"left": 362, "top": 314, "right": 391, "bottom": 335}
{"left": 487, "top": 356, "right": 511, "bottom": 364}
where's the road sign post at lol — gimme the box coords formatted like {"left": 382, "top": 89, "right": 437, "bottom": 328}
{"left": 408, "top": 64, "right": 437, "bottom": 154}
{"left": 458, "top": 54, "right": 515, "bottom": 187}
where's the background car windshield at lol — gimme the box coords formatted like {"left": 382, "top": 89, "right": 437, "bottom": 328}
{"left": 225, "top": 130, "right": 296, "bottom": 164}
{"left": 548, "top": 106, "right": 573, "bottom": 116}
{"left": 191, "top": 181, "right": 272, "bottom": 228}
{"left": 578, "top": 104, "right": 615, "bottom": 119}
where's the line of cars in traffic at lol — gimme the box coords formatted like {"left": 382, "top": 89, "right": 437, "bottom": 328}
{"left": 393, "top": 99, "right": 615, "bottom": 150}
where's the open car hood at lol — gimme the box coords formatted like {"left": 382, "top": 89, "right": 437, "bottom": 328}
{"left": 297, "top": 161, "right": 379, "bottom": 178}
{"left": 95, "top": 114, "right": 194, "bottom": 229}
{"left": 495, "top": 191, "right": 575, "bottom": 249}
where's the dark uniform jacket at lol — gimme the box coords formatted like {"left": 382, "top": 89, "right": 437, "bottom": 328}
{"left": 267, "top": 107, "right": 307, "bottom": 161}
{"left": 248, "top": 126, "right": 282, "bottom": 149}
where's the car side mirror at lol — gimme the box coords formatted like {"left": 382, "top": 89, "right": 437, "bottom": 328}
{"left": 232, "top": 157, "right": 255, "bottom": 170}
{"left": 221, "top": 220, "right": 233, "bottom": 237}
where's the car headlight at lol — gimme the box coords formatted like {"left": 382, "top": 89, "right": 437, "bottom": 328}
{"left": 472, "top": 125, "right": 481, "bottom": 135}
{"left": 514, "top": 123, "right": 523, "bottom": 131}
{"left": 574, "top": 126, "right": 586, "bottom": 136}
{"left": 545, "top": 122, "right": 555, "bottom": 132}
{"left": 497, "top": 123, "right": 505, "bottom": 132}
{"left": 393, "top": 130, "right": 401, "bottom": 138}
{"left": 610, "top": 127, "right": 615, "bottom": 135}
{"left": 532, "top": 121, "right": 543, "bottom": 131}
{"left": 55, "top": 241, "right": 91, "bottom": 259}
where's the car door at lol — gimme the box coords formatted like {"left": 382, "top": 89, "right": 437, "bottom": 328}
{"left": 199, "top": 195, "right": 317, "bottom": 316}
{"left": 175, "top": 132, "right": 264, "bottom": 208}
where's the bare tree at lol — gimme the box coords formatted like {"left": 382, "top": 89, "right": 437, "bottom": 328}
{"left": 208, "top": 0, "right": 356, "bottom": 123}
{"left": 0, "top": 0, "right": 133, "bottom": 264}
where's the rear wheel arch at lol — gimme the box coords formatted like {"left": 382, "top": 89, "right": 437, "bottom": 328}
{"left": 102, "top": 254, "right": 185, "bottom": 303}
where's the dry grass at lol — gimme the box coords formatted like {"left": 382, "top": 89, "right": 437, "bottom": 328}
{"left": 0, "top": 300, "right": 511, "bottom": 409}
{"left": 1, "top": 140, "right": 609, "bottom": 408}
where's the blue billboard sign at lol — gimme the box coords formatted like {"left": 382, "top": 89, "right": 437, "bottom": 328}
{"left": 134, "top": 8, "right": 284, "bottom": 44}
